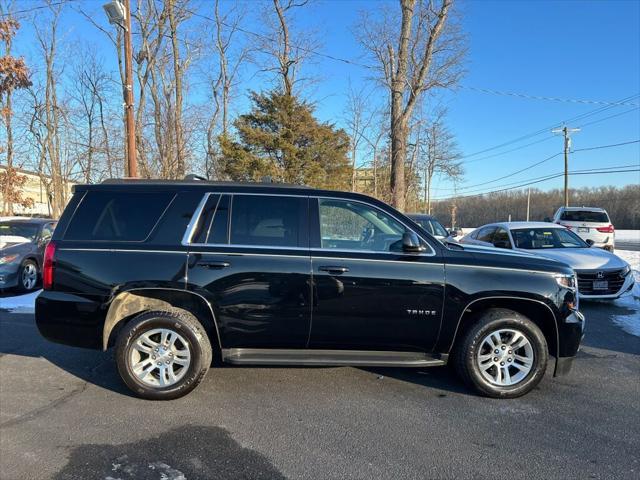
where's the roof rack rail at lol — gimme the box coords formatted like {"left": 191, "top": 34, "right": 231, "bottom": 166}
{"left": 184, "top": 174, "right": 208, "bottom": 181}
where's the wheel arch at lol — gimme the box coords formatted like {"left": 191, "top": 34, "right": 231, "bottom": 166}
{"left": 103, "top": 288, "right": 222, "bottom": 354}
{"left": 450, "top": 296, "right": 559, "bottom": 362}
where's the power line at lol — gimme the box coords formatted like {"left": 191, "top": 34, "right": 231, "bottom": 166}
{"left": 433, "top": 168, "right": 640, "bottom": 201}
{"left": 460, "top": 86, "right": 638, "bottom": 107}
{"left": 458, "top": 94, "right": 639, "bottom": 161}
{"left": 0, "top": 1, "right": 74, "bottom": 17}
{"left": 443, "top": 139, "right": 639, "bottom": 193}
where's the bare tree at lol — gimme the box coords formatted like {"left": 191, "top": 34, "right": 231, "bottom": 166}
{"left": 257, "top": 0, "right": 319, "bottom": 96}
{"left": 419, "top": 110, "right": 462, "bottom": 214}
{"left": 357, "top": 0, "right": 464, "bottom": 211}
{"left": 343, "top": 82, "right": 375, "bottom": 191}
{"left": 205, "top": 0, "right": 250, "bottom": 179}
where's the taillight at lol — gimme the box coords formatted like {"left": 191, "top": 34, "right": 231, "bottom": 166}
{"left": 596, "top": 225, "right": 614, "bottom": 233}
{"left": 43, "top": 241, "right": 57, "bottom": 290}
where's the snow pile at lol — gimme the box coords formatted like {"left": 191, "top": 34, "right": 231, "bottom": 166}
{"left": 0, "top": 290, "right": 40, "bottom": 313}
{"left": 612, "top": 249, "right": 640, "bottom": 337}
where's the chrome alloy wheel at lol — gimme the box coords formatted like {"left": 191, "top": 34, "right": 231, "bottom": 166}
{"left": 21, "top": 263, "right": 38, "bottom": 290}
{"left": 129, "top": 328, "right": 191, "bottom": 388}
{"left": 476, "top": 328, "right": 534, "bottom": 386}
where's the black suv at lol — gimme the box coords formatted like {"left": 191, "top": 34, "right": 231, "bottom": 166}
{"left": 36, "top": 180, "right": 584, "bottom": 400}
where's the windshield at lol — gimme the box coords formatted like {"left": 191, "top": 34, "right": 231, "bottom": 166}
{"left": 414, "top": 218, "right": 448, "bottom": 237}
{"left": 560, "top": 210, "right": 609, "bottom": 223}
{"left": 0, "top": 222, "right": 40, "bottom": 242}
{"left": 511, "top": 228, "right": 588, "bottom": 249}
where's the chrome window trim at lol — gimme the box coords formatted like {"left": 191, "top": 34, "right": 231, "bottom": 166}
{"left": 182, "top": 191, "right": 437, "bottom": 257}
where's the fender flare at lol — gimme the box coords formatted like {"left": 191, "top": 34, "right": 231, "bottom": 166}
{"left": 102, "top": 287, "right": 222, "bottom": 351}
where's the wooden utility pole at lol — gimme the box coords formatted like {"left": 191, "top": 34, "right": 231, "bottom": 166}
{"left": 123, "top": 0, "right": 137, "bottom": 177}
{"left": 552, "top": 126, "right": 580, "bottom": 207}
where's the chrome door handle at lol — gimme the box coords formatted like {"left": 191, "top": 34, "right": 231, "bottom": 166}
{"left": 197, "top": 261, "right": 230, "bottom": 269}
{"left": 318, "top": 266, "right": 349, "bottom": 274}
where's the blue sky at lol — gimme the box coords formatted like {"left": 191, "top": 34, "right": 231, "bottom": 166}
{"left": 11, "top": 0, "right": 640, "bottom": 197}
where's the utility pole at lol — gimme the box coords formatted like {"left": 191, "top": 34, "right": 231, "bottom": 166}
{"left": 552, "top": 126, "right": 580, "bottom": 207}
{"left": 526, "top": 187, "right": 531, "bottom": 221}
{"left": 104, "top": 0, "right": 138, "bottom": 178}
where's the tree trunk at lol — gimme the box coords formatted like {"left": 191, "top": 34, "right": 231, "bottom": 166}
{"left": 167, "top": 0, "right": 185, "bottom": 177}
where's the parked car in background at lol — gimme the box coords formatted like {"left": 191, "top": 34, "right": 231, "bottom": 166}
{"left": 550, "top": 207, "right": 615, "bottom": 252}
{"left": 0, "top": 218, "right": 57, "bottom": 292}
{"left": 460, "top": 222, "right": 634, "bottom": 300}
{"left": 35, "top": 179, "right": 584, "bottom": 400}
{"left": 407, "top": 214, "right": 457, "bottom": 242}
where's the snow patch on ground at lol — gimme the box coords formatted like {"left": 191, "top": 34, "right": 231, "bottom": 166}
{"left": 616, "top": 230, "right": 639, "bottom": 242}
{"left": 0, "top": 290, "right": 40, "bottom": 313}
{"left": 611, "top": 249, "right": 640, "bottom": 337}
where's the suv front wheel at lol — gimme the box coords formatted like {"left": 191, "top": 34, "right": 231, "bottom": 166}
{"left": 115, "top": 309, "right": 212, "bottom": 400}
{"left": 454, "top": 308, "right": 548, "bottom": 398}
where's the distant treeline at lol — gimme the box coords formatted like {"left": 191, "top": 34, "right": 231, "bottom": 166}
{"left": 429, "top": 185, "right": 640, "bottom": 229}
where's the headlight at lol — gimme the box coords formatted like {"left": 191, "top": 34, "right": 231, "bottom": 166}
{"left": 619, "top": 265, "right": 631, "bottom": 278}
{"left": 0, "top": 254, "right": 20, "bottom": 265}
{"left": 555, "top": 273, "right": 577, "bottom": 290}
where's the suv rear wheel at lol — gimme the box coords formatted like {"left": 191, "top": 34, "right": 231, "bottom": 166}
{"left": 115, "top": 309, "right": 212, "bottom": 400}
{"left": 453, "top": 308, "right": 548, "bottom": 398}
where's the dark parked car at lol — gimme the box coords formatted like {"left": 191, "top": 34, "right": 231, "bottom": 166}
{"left": 406, "top": 213, "right": 456, "bottom": 241}
{"left": 35, "top": 180, "right": 584, "bottom": 400}
{"left": 0, "top": 218, "right": 57, "bottom": 292}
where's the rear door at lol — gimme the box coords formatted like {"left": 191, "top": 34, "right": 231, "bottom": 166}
{"left": 308, "top": 197, "right": 445, "bottom": 352}
{"left": 186, "top": 193, "right": 312, "bottom": 349}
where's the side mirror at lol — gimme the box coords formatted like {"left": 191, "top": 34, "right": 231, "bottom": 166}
{"left": 493, "top": 240, "right": 511, "bottom": 249}
{"left": 448, "top": 229, "right": 458, "bottom": 238}
{"left": 585, "top": 239, "right": 595, "bottom": 247}
{"left": 402, "top": 231, "right": 426, "bottom": 253}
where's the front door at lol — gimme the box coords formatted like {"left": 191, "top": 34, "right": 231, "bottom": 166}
{"left": 186, "top": 193, "right": 312, "bottom": 349}
{"left": 309, "top": 198, "right": 445, "bottom": 352}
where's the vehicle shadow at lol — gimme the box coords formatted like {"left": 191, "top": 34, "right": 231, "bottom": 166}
{"left": 579, "top": 297, "right": 640, "bottom": 356}
{"left": 358, "top": 365, "right": 474, "bottom": 397}
{"left": 0, "top": 312, "right": 135, "bottom": 398}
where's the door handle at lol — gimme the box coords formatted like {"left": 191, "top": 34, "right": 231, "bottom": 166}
{"left": 197, "top": 261, "right": 230, "bottom": 269}
{"left": 318, "top": 266, "right": 349, "bottom": 274}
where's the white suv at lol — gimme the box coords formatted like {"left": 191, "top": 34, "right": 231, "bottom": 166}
{"left": 551, "top": 207, "right": 615, "bottom": 251}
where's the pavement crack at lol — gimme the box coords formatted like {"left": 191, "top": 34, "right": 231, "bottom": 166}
{"left": 0, "top": 381, "right": 89, "bottom": 429}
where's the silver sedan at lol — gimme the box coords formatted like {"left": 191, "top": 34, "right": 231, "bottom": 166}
{"left": 460, "top": 221, "right": 634, "bottom": 300}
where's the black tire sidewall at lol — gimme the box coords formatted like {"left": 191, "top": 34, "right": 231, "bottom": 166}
{"left": 18, "top": 260, "right": 38, "bottom": 292}
{"left": 116, "top": 312, "right": 209, "bottom": 400}
{"left": 463, "top": 312, "right": 548, "bottom": 398}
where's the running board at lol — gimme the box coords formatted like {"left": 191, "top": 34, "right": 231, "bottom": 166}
{"left": 221, "top": 348, "right": 447, "bottom": 367}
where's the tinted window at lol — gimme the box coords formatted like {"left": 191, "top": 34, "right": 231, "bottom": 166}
{"left": 192, "top": 194, "right": 230, "bottom": 244}
{"left": 65, "top": 191, "right": 174, "bottom": 241}
{"left": 492, "top": 228, "right": 511, "bottom": 248}
{"left": 415, "top": 217, "right": 448, "bottom": 237}
{"left": 560, "top": 210, "right": 609, "bottom": 223}
{"left": 230, "top": 195, "right": 303, "bottom": 247}
{"left": 192, "top": 194, "right": 220, "bottom": 244}
{"left": 318, "top": 199, "right": 407, "bottom": 252}
{"left": 476, "top": 226, "right": 497, "bottom": 243}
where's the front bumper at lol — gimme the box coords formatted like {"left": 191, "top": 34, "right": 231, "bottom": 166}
{"left": 0, "top": 266, "right": 19, "bottom": 289}
{"left": 579, "top": 273, "right": 635, "bottom": 300}
{"left": 554, "top": 309, "right": 585, "bottom": 377}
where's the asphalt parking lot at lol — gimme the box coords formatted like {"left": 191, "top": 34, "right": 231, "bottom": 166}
{"left": 1, "top": 298, "right": 639, "bottom": 480}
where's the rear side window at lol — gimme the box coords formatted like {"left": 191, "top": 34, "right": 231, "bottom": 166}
{"left": 560, "top": 210, "right": 609, "bottom": 223}
{"left": 192, "top": 194, "right": 230, "bottom": 244}
{"left": 65, "top": 191, "right": 174, "bottom": 241}
{"left": 476, "top": 226, "right": 497, "bottom": 243}
{"left": 230, "top": 195, "right": 305, "bottom": 248}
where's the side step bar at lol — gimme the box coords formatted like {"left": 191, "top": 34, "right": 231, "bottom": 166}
{"left": 221, "top": 348, "right": 448, "bottom": 367}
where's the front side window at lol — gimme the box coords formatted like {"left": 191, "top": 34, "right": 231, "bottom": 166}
{"left": 229, "top": 195, "right": 304, "bottom": 247}
{"left": 318, "top": 199, "right": 408, "bottom": 252}
{"left": 511, "top": 228, "right": 588, "bottom": 249}
{"left": 40, "top": 223, "right": 55, "bottom": 242}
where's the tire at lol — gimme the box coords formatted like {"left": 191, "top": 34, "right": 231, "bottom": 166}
{"left": 18, "top": 259, "right": 39, "bottom": 292}
{"left": 453, "top": 308, "right": 548, "bottom": 399}
{"left": 116, "top": 309, "right": 212, "bottom": 400}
